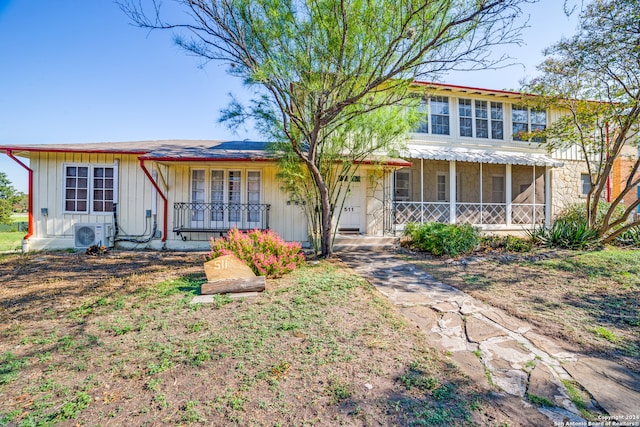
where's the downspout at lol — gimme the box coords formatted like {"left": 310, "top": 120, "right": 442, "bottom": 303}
{"left": 6, "top": 150, "right": 34, "bottom": 245}
{"left": 606, "top": 123, "right": 611, "bottom": 203}
{"left": 139, "top": 158, "right": 167, "bottom": 243}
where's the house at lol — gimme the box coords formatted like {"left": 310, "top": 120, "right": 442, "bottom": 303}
{"left": 2, "top": 82, "right": 624, "bottom": 251}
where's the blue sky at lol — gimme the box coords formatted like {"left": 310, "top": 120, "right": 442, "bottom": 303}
{"left": 0, "top": 0, "right": 579, "bottom": 193}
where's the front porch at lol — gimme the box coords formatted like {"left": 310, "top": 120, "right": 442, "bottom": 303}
{"left": 392, "top": 157, "right": 553, "bottom": 231}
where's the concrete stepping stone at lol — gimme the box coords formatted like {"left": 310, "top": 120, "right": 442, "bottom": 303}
{"left": 480, "top": 336, "right": 536, "bottom": 369}
{"left": 487, "top": 357, "right": 529, "bottom": 397}
{"left": 482, "top": 307, "right": 532, "bottom": 334}
{"left": 465, "top": 316, "right": 508, "bottom": 343}
{"left": 459, "top": 298, "right": 490, "bottom": 314}
{"left": 399, "top": 305, "right": 438, "bottom": 331}
{"left": 527, "top": 362, "right": 577, "bottom": 413}
{"left": 451, "top": 351, "right": 491, "bottom": 390}
{"left": 563, "top": 357, "right": 640, "bottom": 416}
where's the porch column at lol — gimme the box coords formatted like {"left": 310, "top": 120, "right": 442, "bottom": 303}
{"left": 420, "top": 158, "right": 424, "bottom": 223}
{"left": 506, "top": 164, "right": 512, "bottom": 227}
{"left": 449, "top": 160, "right": 456, "bottom": 223}
{"left": 545, "top": 167, "right": 552, "bottom": 226}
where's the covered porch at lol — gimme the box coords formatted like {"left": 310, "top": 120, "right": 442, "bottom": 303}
{"left": 392, "top": 146, "right": 563, "bottom": 231}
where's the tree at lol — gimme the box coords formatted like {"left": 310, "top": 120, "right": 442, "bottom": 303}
{"left": 121, "top": 0, "right": 532, "bottom": 256}
{"left": 0, "top": 172, "right": 20, "bottom": 224}
{"left": 523, "top": 0, "right": 640, "bottom": 243}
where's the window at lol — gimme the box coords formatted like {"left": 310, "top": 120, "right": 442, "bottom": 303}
{"left": 413, "top": 97, "right": 450, "bottom": 135}
{"left": 210, "top": 170, "right": 224, "bottom": 221}
{"left": 191, "top": 169, "right": 262, "bottom": 225}
{"left": 458, "top": 99, "right": 503, "bottom": 139}
{"left": 436, "top": 174, "right": 447, "bottom": 201}
{"left": 92, "top": 167, "right": 115, "bottom": 212}
{"left": 394, "top": 170, "right": 411, "bottom": 201}
{"left": 228, "top": 171, "right": 242, "bottom": 222}
{"left": 415, "top": 99, "right": 429, "bottom": 133}
{"left": 191, "top": 170, "right": 206, "bottom": 223}
{"left": 475, "top": 100, "right": 489, "bottom": 138}
{"left": 492, "top": 176, "right": 505, "bottom": 203}
{"left": 64, "top": 164, "right": 116, "bottom": 213}
{"left": 459, "top": 99, "right": 472, "bottom": 137}
{"left": 247, "top": 171, "right": 261, "bottom": 222}
{"left": 581, "top": 174, "right": 591, "bottom": 196}
{"left": 512, "top": 106, "right": 546, "bottom": 141}
{"left": 531, "top": 109, "right": 547, "bottom": 142}
{"left": 491, "top": 102, "right": 504, "bottom": 140}
{"left": 431, "top": 96, "right": 450, "bottom": 135}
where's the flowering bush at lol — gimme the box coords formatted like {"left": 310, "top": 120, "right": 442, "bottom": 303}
{"left": 207, "top": 228, "right": 305, "bottom": 278}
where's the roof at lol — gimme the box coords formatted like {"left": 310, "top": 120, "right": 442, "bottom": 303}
{"left": 412, "top": 81, "right": 529, "bottom": 100}
{"left": 2, "top": 139, "right": 410, "bottom": 166}
{"left": 405, "top": 144, "right": 564, "bottom": 168}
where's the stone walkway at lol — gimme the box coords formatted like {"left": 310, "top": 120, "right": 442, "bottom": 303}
{"left": 338, "top": 249, "right": 640, "bottom": 426}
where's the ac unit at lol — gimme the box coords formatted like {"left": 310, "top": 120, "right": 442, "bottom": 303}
{"left": 74, "top": 223, "right": 114, "bottom": 248}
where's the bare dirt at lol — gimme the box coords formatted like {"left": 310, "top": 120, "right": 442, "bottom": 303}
{"left": 0, "top": 250, "right": 533, "bottom": 426}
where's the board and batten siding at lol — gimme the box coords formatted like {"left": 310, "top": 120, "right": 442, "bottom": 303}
{"left": 29, "top": 152, "right": 156, "bottom": 250}
{"left": 154, "top": 161, "right": 309, "bottom": 249}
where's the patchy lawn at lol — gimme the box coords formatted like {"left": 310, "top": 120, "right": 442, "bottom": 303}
{"left": 0, "top": 251, "right": 509, "bottom": 426}
{"left": 404, "top": 247, "right": 640, "bottom": 374}
{"left": 0, "top": 232, "right": 23, "bottom": 252}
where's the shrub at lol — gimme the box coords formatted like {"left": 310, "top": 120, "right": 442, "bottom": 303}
{"left": 404, "top": 222, "right": 479, "bottom": 256}
{"left": 614, "top": 226, "right": 640, "bottom": 247}
{"left": 207, "top": 228, "right": 305, "bottom": 278}
{"left": 527, "top": 219, "right": 600, "bottom": 249}
{"left": 480, "top": 234, "right": 533, "bottom": 252}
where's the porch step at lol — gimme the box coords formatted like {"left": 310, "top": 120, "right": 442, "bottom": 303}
{"left": 333, "top": 235, "right": 398, "bottom": 252}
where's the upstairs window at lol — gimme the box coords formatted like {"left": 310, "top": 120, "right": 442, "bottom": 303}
{"left": 413, "top": 97, "right": 450, "bottom": 135}
{"left": 458, "top": 99, "right": 503, "bottom": 140}
{"left": 430, "top": 96, "right": 450, "bottom": 135}
{"left": 512, "top": 106, "right": 546, "bottom": 141}
{"left": 64, "top": 164, "right": 116, "bottom": 213}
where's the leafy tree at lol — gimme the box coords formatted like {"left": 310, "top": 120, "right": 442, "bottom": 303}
{"left": 0, "top": 172, "right": 19, "bottom": 224}
{"left": 121, "top": 0, "right": 532, "bottom": 256}
{"left": 523, "top": 0, "right": 640, "bottom": 244}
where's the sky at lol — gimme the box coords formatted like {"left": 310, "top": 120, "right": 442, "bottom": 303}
{"left": 0, "top": 0, "right": 580, "bottom": 193}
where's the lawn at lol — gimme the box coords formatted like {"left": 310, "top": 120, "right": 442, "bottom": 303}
{"left": 407, "top": 247, "right": 640, "bottom": 373}
{"left": 0, "top": 214, "right": 28, "bottom": 252}
{"left": 0, "top": 251, "right": 505, "bottom": 426}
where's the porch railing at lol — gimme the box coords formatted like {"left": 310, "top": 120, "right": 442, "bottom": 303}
{"left": 393, "top": 201, "right": 545, "bottom": 227}
{"left": 173, "top": 202, "right": 270, "bottom": 237}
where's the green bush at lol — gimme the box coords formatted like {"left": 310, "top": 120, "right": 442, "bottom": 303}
{"left": 480, "top": 234, "right": 533, "bottom": 252}
{"left": 207, "top": 228, "right": 305, "bottom": 278}
{"left": 404, "top": 222, "right": 479, "bottom": 256}
{"left": 614, "top": 226, "right": 640, "bottom": 247}
{"left": 528, "top": 219, "right": 600, "bottom": 249}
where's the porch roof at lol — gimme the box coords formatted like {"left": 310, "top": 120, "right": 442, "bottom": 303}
{"left": 405, "top": 145, "right": 564, "bottom": 168}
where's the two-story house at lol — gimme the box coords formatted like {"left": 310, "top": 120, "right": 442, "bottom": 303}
{"left": 1, "top": 82, "right": 601, "bottom": 251}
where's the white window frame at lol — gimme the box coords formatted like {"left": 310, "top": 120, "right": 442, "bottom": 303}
{"left": 63, "top": 163, "right": 118, "bottom": 215}
{"left": 512, "top": 105, "right": 547, "bottom": 141}
{"left": 458, "top": 99, "right": 503, "bottom": 140}
{"left": 414, "top": 97, "right": 450, "bottom": 135}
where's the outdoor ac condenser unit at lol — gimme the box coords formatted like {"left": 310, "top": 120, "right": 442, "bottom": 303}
{"left": 74, "top": 223, "right": 114, "bottom": 248}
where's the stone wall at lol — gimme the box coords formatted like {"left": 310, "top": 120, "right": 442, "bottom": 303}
{"left": 551, "top": 160, "right": 586, "bottom": 216}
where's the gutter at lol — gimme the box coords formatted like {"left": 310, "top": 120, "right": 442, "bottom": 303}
{"left": 5, "top": 150, "right": 34, "bottom": 241}
{"left": 139, "top": 158, "right": 168, "bottom": 243}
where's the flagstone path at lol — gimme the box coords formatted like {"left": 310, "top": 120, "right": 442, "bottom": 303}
{"left": 338, "top": 249, "right": 640, "bottom": 426}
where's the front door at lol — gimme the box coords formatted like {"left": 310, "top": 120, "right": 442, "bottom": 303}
{"left": 338, "top": 176, "right": 364, "bottom": 233}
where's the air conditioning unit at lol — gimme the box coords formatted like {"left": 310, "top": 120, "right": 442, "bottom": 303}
{"left": 74, "top": 223, "right": 114, "bottom": 248}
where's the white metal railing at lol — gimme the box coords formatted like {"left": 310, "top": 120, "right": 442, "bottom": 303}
{"left": 394, "top": 201, "right": 545, "bottom": 226}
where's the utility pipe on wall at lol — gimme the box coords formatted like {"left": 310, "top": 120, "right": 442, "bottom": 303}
{"left": 6, "top": 150, "right": 34, "bottom": 245}
{"left": 139, "top": 159, "right": 167, "bottom": 242}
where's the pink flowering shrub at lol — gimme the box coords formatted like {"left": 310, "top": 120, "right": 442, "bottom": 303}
{"left": 207, "top": 228, "right": 305, "bottom": 278}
